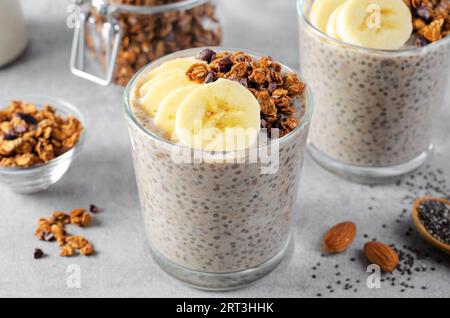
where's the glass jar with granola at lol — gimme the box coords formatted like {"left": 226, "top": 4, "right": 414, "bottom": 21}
{"left": 70, "top": 0, "right": 222, "bottom": 86}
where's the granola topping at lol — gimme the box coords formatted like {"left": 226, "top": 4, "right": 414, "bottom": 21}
{"left": 404, "top": 0, "right": 450, "bottom": 46}
{"left": 187, "top": 49, "right": 307, "bottom": 137}
{"left": 0, "top": 100, "right": 84, "bottom": 168}
{"left": 34, "top": 208, "right": 96, "bottom": 257}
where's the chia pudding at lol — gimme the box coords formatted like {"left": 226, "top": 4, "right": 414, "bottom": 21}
{"left": 298, "top": 0, "right": 450, "bottom": 181}
{"left": 123, "top": 48, "right": 312, "bottom": 290}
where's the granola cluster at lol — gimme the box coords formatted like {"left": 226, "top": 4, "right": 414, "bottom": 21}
{"left": 34, "top": 208, "right": 96, "bottom": 257}
{"left": 0, "top": 100, "right": 83, "bottom": 168}
{"left": 186, "top": 49, "right": 307, "bottom": 137}
{"left": 404, "top": 0, "right": 450, "bottom": 45}
{"left": 87, "top": 0, "right": 221, "bottom": 85}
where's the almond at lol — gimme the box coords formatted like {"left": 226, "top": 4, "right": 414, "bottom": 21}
{"left": 364, "top": 241, "right": 399, "bottom": 272}
{"left": 323, "top": 221, "right": 356, "bottom": 253}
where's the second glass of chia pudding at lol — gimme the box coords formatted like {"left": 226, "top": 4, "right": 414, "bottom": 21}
{"left": 298, "top": 0, "right": 450, "bottom": 184}
{"left": 123, "top": 47, "right": 313, "bottom": 290}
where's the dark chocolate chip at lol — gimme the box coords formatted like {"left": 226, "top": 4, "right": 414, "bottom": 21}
{"left": 16, "top": 112, "right": 37, "bottom": 125}
{"left": 34, "top": 248, "right": 44, "bottom": 259}
{"left": 196, "top": 48, "right": 216, "bottom": 63}
{"left": 267, "top": 82, "right": 278, "bottom": 94}
{"left": 416, "top": 6, "right": 431, "bottom": 21}
{"left": 3, "top": 134, "right": 18, "bottom": 140}
{"left": 239, "top": 78, "right": 248, "bottom": 88}
{"left": 204, "top": 71, "right": 216, "bottom": 84}
{"left": 416, "top": 36, "right": 429, "bottom": 47}
{"left": 218, "top": 56, "right": 233, "bottom": 73}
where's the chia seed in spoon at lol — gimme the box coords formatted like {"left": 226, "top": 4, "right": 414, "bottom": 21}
{"left": 417, "top": 199, "right": 450, "bottom": 245}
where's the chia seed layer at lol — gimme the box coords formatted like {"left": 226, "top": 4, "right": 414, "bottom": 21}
{"left": 299, "top": 8, "right": 450, "bottom": 167}
{"left": 128, "top": 107, "right": 308, "bottom": 273}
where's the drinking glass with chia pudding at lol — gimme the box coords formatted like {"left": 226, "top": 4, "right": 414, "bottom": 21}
{"left": 123, "top": 48, "right": 313, "bottom": 290}
{"left": 298, "top": 0, "right": 450, "bottom": 183}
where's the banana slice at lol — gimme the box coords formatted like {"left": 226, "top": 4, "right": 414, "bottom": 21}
{"left": 139, "top": 69, "right": 183, "bottom": 97}
{"left": 144, "top": 57, "right": 202, "bottom": 81}
{"left": 310, "top": 0, "right": 348, "bottom": 33}
{"left": 154, "top": 85, "right": 200, "bottom": 139}
{"left": 140, "top": 70, "right": 194, "bottom": 116}
{"left": 138, "top": 57, "right": 205, "bottom": 97}
{"left": 336, "top": 0, "right": 412, "bottom": 50}
{"left": 326, "top": 3, "right": 345, "bottom": 40}
{"left": 175, "top": 79, "right": 261, "bottom": 152}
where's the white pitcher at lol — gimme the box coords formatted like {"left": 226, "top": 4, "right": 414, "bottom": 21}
{"left": 0, "top": 0, "right": 28, "bottom": 67}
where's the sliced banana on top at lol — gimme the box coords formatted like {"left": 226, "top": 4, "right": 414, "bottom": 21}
{"left": 175, "top": 79, "right": 261, "bottom": 152}
{"left": 138, "top": 57, "right": 205, "bottom": 97}
{"left": 142, "top": 57, "right": 202, "bottom": 81}
{"left": 310, "top": 0, "right": 348, "bottom": 33}
{"left": 336, "top": 0, "right": 412, "bottom": 50}
{"left": 139, "top": 69, "right": 183, "bottom": 97}
{"left": 326, "top": 3, "right": 346, "bottom": 40}
{"left": 140, "top": 70, "right": 194, "bottom": 116}
{"left": 154, "top": 85, "right": 200, "bottom": 139}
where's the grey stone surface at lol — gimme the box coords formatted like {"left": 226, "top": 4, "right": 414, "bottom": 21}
{"left": 0, "top": 0, "right": 448, "bottom": 298}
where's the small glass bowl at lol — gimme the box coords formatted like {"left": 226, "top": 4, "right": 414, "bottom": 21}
{"left": 0, "top": 96, "right": 86, "bottom": 194}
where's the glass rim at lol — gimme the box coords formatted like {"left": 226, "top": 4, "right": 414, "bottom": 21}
{"left": 123, "top": 47, "right": 314, "bottom": 155}
{"left": 0, "top": 95, "right": 87, "bottom": 174}
{"left": 108, "top": 0, "right": 210, "bottom": 14}
{"left": 297, "top": 0, "right": 450, "bottom": 55}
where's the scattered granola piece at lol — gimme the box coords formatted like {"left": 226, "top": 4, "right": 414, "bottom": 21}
{"left": 34, "top": 208, "right": 96, "bottom": 258}
{"left": 52, "top": 211, "right": 70, "bottom": 225}
{"left": 66, "top": 236, "right": 89, "bottom": 249}
{"left": 80, "top": 243, "right": 95, "bottom": 256}
{"left": 60, "top": 245, "right": 74, "bottom": 257}
{"left": 38, "top": 217, "right": 52, "bottom": 230}
{"left": 51, "top": 223, "right": 65, "bottom": 239}
{"left": 70, "top": 208, "right": 92, "bottom": 227}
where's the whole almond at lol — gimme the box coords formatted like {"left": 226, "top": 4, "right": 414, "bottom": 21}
{"left": 323, "top": 221, "right": 356, "bottom": 253}
{"left": 364, "top": 241, "right": 399, "bottom": 272}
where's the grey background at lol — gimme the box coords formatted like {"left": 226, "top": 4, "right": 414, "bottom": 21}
{"left": 0, "top": 0, "right": 449, "bottom": 298}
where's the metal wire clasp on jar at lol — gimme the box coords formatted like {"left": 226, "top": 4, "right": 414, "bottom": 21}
{"left": 70, "top": 0, "right": 222, "bottom": 86}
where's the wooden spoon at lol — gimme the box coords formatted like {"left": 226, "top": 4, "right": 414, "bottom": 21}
{"left": 411, "top": 196, "right": 450, "bottom": 255}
